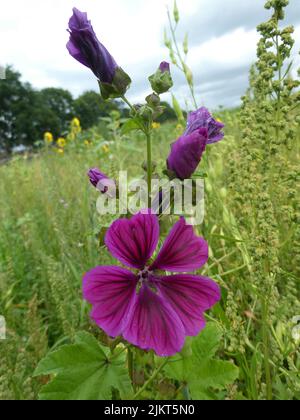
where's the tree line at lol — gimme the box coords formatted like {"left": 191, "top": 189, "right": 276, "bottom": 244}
{"left": 0, "top": 67, "right": 177, "bottom": 153}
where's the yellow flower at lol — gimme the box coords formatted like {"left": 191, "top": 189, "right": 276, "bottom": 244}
{"left": 56, "top": 148, "right": 64, "bottom": 155}
{"left": 57, "top": 138, "right": 66, "bottom": 148}
{"left": 102, "top": 144, "right": 109, "bottom": 153}
{"left": 152, "top": 122, "right": 161, "bottom": 130}
{"left": 84, "top": 140, "right": 92, "bottom": 147}
{"left": 71, "top": 117, "right": 82, "bottom": 135}
{"left": 44, "top": 132, "right": 53, "bottom": 143}
{"left": 72, "top": 117, "right": 81, "bottom": 127}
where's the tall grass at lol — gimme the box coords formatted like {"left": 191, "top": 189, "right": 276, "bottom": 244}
{"left": 0, "top": 114, "right": 299, "bottom": 399}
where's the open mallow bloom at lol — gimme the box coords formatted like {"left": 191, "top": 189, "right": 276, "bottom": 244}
{"left": 185, "top": 107, "right": 225, "bottom": 144}
{"left": 167, "top": 128, "right": 208, "bottom": 180}
{"left": 67, "top": 8, "right": 131, "bottom": 99}
{"left": 83, "top": 211, "right": 220, "bottom": 357}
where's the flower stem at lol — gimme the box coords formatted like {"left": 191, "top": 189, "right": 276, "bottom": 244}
{"left": 146, "top": 131, "right": 152, "bottom": 208}
{"left": 127, "top": 347, "right": 135, "bottom": 390}
{"left": 167, "top": 9, "right": 198, "bottom": 109}
{"left": 121, "top": 95, "right": 136, "bottom": 114}
{"left": 262, "top": 298, "right": 273, "bottom": 400}
{"left": 133, "top": 358, "right": 169, "bottom": 400}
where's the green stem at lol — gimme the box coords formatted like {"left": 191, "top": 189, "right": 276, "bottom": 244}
{"left": 146, "top": 131, "right": 152, "bottom": 208}
{"left": 262, "top": 298, "right": 273, "bottom": 400}
{"left": 133, "top": 358, "right": 169, "bottom": 400}
{"left": 275, "top": 34, "right": 282, "bottom": 145}
{"left": 121, "top": 95, "right": 136, "bottom": 114}
{"left": 167, "top": 10, "right": 198, "bottom": 109}
{"left": 127, "top": 347, "right": 135, "bottom": 390}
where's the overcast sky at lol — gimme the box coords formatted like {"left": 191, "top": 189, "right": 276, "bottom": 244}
{"left": 1, "top": 0, "right": 299, "bottom": 109}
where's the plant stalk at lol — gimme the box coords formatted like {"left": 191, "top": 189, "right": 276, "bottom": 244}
{"left": 133, "top": 359, "right": 169, "bottom": 400}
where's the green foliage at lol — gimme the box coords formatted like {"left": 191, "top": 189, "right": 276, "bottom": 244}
{"left": 36, "top": 88, "right": 74, "bottom": 136}
{"left": 34, "top": 332, "right": 132, "bottom": 400}
{"left": 0, "top": 0, "right": 299, "bottom": 402}
{"left": 165, "top": 324, "right": 239, "bottom": 400}
{"left": 74, "top": 91, "right": 119, "bottom": 129}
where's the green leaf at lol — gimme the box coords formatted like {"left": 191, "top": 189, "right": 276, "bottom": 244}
{"left": 189, "top": 360, "right": 239, "bottom": 399}
{"left": 34, "top": 332, "right": 132, "bottom": 401}
{"left": 121, "top": 119, "right": 141, "bottom": 135}
{"left": 164, "top": 323, "right": 239, "bottom": 400}
{"left": 192, "top": 323, "right": 222, "bottom": 361}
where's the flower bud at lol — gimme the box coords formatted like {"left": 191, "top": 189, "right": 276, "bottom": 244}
{"left": 173, "top": 1, "right": 180, "bottom": 24}
{"left": 146, "top": 93, "right": 161, "bottom": 108}
{"left": 88, "top": 168, "right": 116, "bottom": 197}
{"left": 167, "top": 128, "right": 208, "bottom": 180}
{"left": 149, "top": 62, "right": 173, "bottom": 94}
{"left": 67, "top": 8, "right": 131, "bottom": 99}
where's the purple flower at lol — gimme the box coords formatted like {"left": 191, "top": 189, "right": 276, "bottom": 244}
{"left": 83, "top": 211, "right": 220, "bottom": 357}
{"left": 185, "top": 107, "right": 225, "bottom": 144}
{"left": 67, "top": 8, "right": 118, "bottom": 84}
{"left": 167, "top": 128, "right": 208, "bottom": 180}
{"left": 88, "top": 168, "right": 116, "bottom": 196}
{"left": 159, "top": 61, "right": 171, "bottom": 73}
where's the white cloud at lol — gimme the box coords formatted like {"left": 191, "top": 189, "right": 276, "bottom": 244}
{"left": 0, "top": 0, "right": 299, "bottom": 107}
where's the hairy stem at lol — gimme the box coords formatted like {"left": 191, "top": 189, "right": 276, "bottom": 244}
{"left": 133, "top": 358, "right": 169, "bottom": 400}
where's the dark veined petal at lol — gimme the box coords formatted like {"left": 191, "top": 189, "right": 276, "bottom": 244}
{"left": 83, "top": 266, "right": 138, "bottom": 338}
{"left": 123, "top": 285, "right": 185, "bottom": 357}
{"left": 150, "top": 217, "right": 208, "bottom": 272}
{"left": 153, "top": 274, "right": 221, "bottom": 336}
{"left": 105, "top": 211, "right": 159, "bottom": 269}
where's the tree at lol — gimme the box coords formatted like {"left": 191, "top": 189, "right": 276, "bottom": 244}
{"left": 74, "top": 91, "right": 118, "bottom": 129}
{"left": 35, "top": 88, "right": 74, "bottom": 136}
{"left": 157, "top": 101, "right": 177, "bottom": 123}
{"left": 0, "top": 67, "right": 34, "bottom": 152}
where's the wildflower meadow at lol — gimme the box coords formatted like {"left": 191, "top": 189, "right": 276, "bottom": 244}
{"left": 0, "top": 0, "right": 299, "bottom": 403}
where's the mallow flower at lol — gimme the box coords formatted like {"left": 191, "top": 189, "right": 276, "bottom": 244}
{"left": 185, "top": 107, "right": 225, "bottom": 144}
{"left": 88, "top": 168, "right": 116, "bottom": 197}
{"left": 167, "top": 128, "right": 208, "bottom": 180}
{"left": 67, "top": 8, "right": 131, "bottom": 99}
{"left": 83, "top": 211, "right": 220, "bottom": 357}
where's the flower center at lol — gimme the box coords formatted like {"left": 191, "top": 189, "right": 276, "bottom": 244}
{"left": 138, "top": 267, "right": 152, "bottom": 283}
{"left": 136, "top": 267, "right": 158, "bottom": 294}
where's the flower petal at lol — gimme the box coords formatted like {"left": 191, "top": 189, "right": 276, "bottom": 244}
{"left": 167, "top": 129, "right": 207, "bottom": 180}
{"left": 153, "top": 274, "right": 221, "bottom": 336}
{"left": 150, "top": 217, "right": 208, "bottom": 272}
{"left": 67, "top": 8, "right": 118, "bottom": 83}
{"left": 123, "top": 285, "right": 185, "bottom": 357}
{"left": 83, "top": 266, "right": 138, "bottom": 338}
{"left": 105, "top": 211, "right": 159, "bottom": 269}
